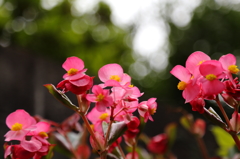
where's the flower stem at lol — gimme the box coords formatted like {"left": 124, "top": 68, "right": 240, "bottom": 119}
{"left": 215, "top": 95, "right": 240, "bottom": 150}
{"left": 215, "top": 95, "right": 233, "bottom": 130}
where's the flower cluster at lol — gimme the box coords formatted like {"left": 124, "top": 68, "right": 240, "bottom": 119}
{"left": 170, "top": 51, "right": 240, "bottom": 114}
{"left": 56, "top": 57, "right": 158, "bottom": 156}
{"left": 4, "top": 110, "right": 52, "bottom": 159}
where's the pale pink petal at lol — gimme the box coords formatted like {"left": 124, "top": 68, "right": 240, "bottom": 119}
{"left": 34, "top": 122, "right": 50, "bottom": 134}
{"left": 182, "top": 83, "right": 200, "bottom": 103}
{"left": 6, "top": 109, "right": 36, "bottom": 129}
{"left": 219, "top": 54, "right": 236, "bottom": 71}
{"left": 186, "top": 51, "right": 211, "bottom": 74}
{"left": 170, "top": 65, "right": 191, "bottom": 82}
{"left": 199, "top": 60, "right": 223, "bottom": 77}
{"left": 4, "top": 130, "right": 29, "bottom": 141}
{"left": 21, "top": 137, "right": 42, "bottom": 152}
{"left": 62, "top": 56, "right": 84, "bottom": 71}
{"left": 98, "top": 64, "right": 123, "bottom": 82}
{"left": 120, "top": 73, "right": 131, "bottom": 85}
{"left": 202, "top": 80, "right": 225, "bottom": 96}
{"left": 147, "top": 98, "right": 157, "bottom": 106}
{"left": 69, "top": 75, "right": 91, "bottom": 86}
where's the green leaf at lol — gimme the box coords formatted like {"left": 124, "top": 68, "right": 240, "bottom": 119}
{"left": 165, "top": 123, "right": 177, "bottom": 149}
{"left": 103, "top": 121, "right": 127, "bottom": 146}
{"left": 44, "top": 84, "right": 78, "bottom": 111}
{"left": 202, "top": 107, "right": 227, "bottom": 129}
{"left": 211, "top": 126, "right": 235, "bottom": 157}
{"left": 180, "top": 115, "right": 193, "bottom": 131}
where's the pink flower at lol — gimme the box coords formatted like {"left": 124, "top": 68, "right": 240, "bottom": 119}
{"left": 190, "top": 97, "right": 205, "bottom": 114}
{"left": 87, "top": 107, "right": 110, "bottom": 133}
{"left": 138, "top": 98, "right": 157, "bottom": 122}
{"left": 193, "top": 119, "right": 206, "bottom": 137}
{"left": 62, "top": 56, "right": 87, "bottom": 81}
{"left": 170, "top": 65, "right": 200, "bottom": 103}
{"left": 219, "top": 54, "right": 239, "bottom": 75}
{"left": 199, "top": 60, "right": 225, "bottom": 96}
{"left": 147, "top": 134, "right": 168, "bottom": 154}
{"left": 185, "top": 51, "right": 211, "bottom": 74}
{"left": 86, "top": 85, "right": 113, "bottom": 112}
{"left": 98, "top": 64, "right": 131, "bottom": 87}
{"left": 4, "top": 109, "right": 36, "bottom": 141}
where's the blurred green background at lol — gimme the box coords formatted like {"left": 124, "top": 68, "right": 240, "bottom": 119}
{"left": 1, "top": 0, "right": 240, "bottom": 158}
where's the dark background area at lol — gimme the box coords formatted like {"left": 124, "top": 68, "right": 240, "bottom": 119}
{"left": 1, "top": 0, "right": 240, "bottom": 158}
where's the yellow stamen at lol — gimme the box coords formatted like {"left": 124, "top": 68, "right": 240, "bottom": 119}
{"left": 110, "top": 75, "right": 121, "bottom": 82}
{"left": 205, "top": 74, "right": 216, "bottom": 81}
{"left": 38, "top": 132, "right": 48, "bottom": 138}
{"left": 11, "top": 123, "right": 23, "bottom": 131}
{"left": 197, "top": 60, "right": 205, "bottom": 65}
{"left": 150, "top": 108, "right": 156, "bottom": 115}
{"left": 96, "top": 93, "right": 105, "bottom": 102}
{"left": 67, "top": 68, "right": 78, "bottom": 75}
{"left": 177, "top": 81, "right": 187, "bottom": 90}
{"left": 228, "top": 65, "right": 239, "bottom": 74}
{"left": 99, "top": 113, "right": 109, "bottom": 120}
{"left": 129, "top": 84, "right": 134, "bottom": 88}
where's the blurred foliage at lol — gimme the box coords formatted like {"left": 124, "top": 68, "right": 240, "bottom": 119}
{"left": 0, "top": 0, "right": 133, "bottom": 75}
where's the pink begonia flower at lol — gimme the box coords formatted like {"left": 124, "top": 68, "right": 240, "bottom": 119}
{"left": 219, "top": 54, "right": 239, "bottom": 75}
{"left": 87, "top": 107, "right": 110, "bottom": 133}
{"left": 86, "top": 85, "right": 113, "bottom": 112}
{"left": 138, "top": 98, "right": 157, "bottom": 122}
{"left": 62, "top": 56, "right": 87, "bottom": 81}
{"left": 185, "top": 51, "right": 211, "bottom": 74}
{"left": 98, "top": 64, "right": 131, "bottom": 87}
{"left": 219, "top": 53, "right": 239, "bottom": 86}
{"left": 190, "top": 97, "right": 205, "bottom": 114}
{"left": 4, "top": 109, "right": 36, "bottom": 141}
{"left": 199, "top": 60, "right": 225, "bottom": 96}
{"left": 230, "top": 111, "right": 240, "bottom": 133}
{"left": 170, "top": 65, "right": 200, "bottom": 103}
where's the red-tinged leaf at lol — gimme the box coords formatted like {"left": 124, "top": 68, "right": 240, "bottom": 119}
{"left": 202, "top": 107, "right": 227, "bottom": 129}
{"left": 44, "top": 84, "right": 78, "bottom": 111}
{"left": 76, "top": 145, "right": 91, "bottom": 159}
{"left": 103, "top": 121, "right": 127, "bottom": 146}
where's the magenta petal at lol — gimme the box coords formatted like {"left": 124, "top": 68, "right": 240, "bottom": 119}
{"left": 69, "top": 75, "right": 91, "bottom": 86}
{"left": 98, "top": 64, "right": 123, "bottom": 82}
{"left": 183, "top": 83, "right": 200, "bottom": 103}
{"left": 92, "top": 85, "right": 103, "bottom": 95}
{"left": 4, "top": 145, "right": 12, "bottom": 159}
{"left": 63, "top": 69, "right": 87, "bottom": 80}
{"left": 199, "top": 60, "right": 223, "bottom": 76}
{"left": 86, "top": 94, "right": 97, "bottom": 102}
{"left": 219, "top": 54, "right": 236, "bottom": 71}
{"left": 185, "top": 51, "right": 211, "bottom": 74}
{"left": 105, "top": 80, "right": 122, "bottom": 87}
{"left": 202, "top": 80, "right": 225, "bottom": 96}
{"left": 6, "top": 109, "right": 36, "bottom": 129}
{"left": 170, "top": 65, "right": 191, "bottom": 82}
{"left": 62, "top": 56, "right": 84, "bottom": 71}
{"left": 21, "top": 137, "right": 42, "bottom": 152}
